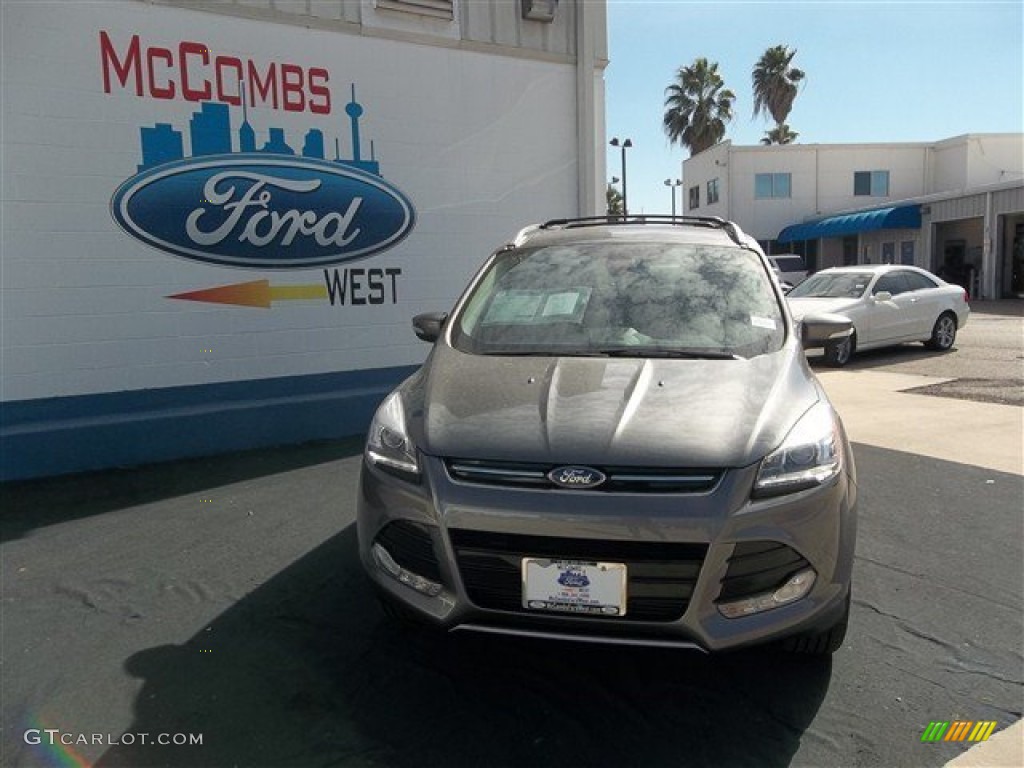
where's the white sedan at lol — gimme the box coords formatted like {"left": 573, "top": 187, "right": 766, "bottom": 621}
{"left": 787, "top": 265, "right": 970, "bottom": 366}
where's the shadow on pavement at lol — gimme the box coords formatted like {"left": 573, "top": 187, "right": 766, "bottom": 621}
{"left": 97, "top": 525, "right": 832, "bottom": 768}
{"left": 807, "top": 343, "right": 955, "bottom": 371}
{"left": 970, "top": 299, "right": 1023, "bottom": 317}
{"left": 0, "top": 439, "right": 361, "bottom": 543}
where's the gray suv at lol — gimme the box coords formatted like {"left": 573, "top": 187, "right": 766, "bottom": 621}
{"left": 357, "top": 216, "right": 857, "bottom": 655}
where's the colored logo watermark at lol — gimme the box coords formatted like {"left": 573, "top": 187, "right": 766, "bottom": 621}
{"left": 921, "top": 720, "right": 997, "bottom": 743}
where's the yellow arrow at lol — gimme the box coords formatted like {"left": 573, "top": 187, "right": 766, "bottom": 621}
{"left": 268, "top": 284, "right": 329, "bottom": 302}
{"left": 168, "top": 280, "right": 328, "bottom": 308}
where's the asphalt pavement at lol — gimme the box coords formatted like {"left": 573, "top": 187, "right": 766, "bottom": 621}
{"left": 2, "top": 303, "right": 1022, "bottom": 768}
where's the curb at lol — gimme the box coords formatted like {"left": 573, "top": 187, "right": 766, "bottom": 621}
{"left": 945, "top": 719, "right": 1023, "bottom": 767}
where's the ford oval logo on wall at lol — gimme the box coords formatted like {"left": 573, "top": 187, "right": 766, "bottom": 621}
{"left": 547, "top": 466, "right": 607, "bottom": 490}
{"left": 111, "top": 155, "right": 415, "bottom": 269}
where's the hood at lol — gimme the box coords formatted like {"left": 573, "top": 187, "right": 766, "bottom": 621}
{"left": 406, "top": 344, "right": 821, "bottom": 468}
{"left": 787, "top": 296, "right": 860, "bottom": 319}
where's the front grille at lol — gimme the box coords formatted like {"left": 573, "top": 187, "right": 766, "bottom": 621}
{"left": 449, "top": 528, "right": 708, "bottom": 622}
{"left": 446, "top": 459, "right": 720, "bottom": 494}
{"left": 717, "top": 541, "right": 810, "bottom": 602}
{"left": 375, "top": 520, "right": 443, "bottom": 583}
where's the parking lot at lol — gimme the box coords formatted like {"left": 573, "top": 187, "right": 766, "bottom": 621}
{"left": 3, "top": 303, "right": 1022, "bottom": 768}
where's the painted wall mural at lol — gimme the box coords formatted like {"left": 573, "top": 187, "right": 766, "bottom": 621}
{"left": 1, "top": 0, "right": 578, "bottom": 405}
{"left": 102, "top": 32, "right": 414, "bottom": 307}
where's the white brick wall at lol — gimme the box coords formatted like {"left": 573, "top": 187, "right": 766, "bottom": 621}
{"left": 1, "top": 0, "right": 580, "bottom": 402}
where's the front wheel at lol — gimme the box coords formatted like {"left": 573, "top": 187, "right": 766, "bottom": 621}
{"left": 823, "top": 332, "right": 855, "bottom": 367}
{"left": 925, "top": 313, "right": 957, "bottom": 350}
{"left": 781, "top": 592, "right": 850, "bottom": 656}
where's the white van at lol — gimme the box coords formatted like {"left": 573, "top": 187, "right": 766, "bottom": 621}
{"left": 770, "top": 254, "right": 809, "bottom": 286}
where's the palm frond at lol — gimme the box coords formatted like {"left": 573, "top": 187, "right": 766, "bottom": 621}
{"left": 662, "top": 57, "right": 735, "bottom": 156}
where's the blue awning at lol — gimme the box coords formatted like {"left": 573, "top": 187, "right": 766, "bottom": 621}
{"left": 777, "top": 205, "right": 921, "bottom": 243}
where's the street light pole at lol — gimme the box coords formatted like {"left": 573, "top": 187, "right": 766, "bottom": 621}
{"left": 610, "top": 137, "right": 632, "bottom": 216}
{"left": 663, "top": 178, "right": 682, "bottom": 217}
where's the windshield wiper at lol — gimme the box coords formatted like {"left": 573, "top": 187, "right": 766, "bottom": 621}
{"left": 594, "top": 347, "right": 741, "bottom": 360}
{"left": 479, "top": 347, "right": 741, "bottom": 360}
{"left": 479, "top": 349, "right": 595, "bottom": 357}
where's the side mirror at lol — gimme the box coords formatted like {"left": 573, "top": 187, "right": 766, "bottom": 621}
{"left": 873, "top": 290, "right": 893, "bottom": 302}
{"left": 412, "top": 312, "right": 448, "bottom": 343}
{"left": 800, "top": 313, "right": 853, "bottom": 349}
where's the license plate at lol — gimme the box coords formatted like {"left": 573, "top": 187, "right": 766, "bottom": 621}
{"left": 522, "top": 558, "right": 627, "bottom": 616}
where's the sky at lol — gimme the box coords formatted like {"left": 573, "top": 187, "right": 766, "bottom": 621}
{"left": 604, "top": 0, "right": 1024, "bottom": 217}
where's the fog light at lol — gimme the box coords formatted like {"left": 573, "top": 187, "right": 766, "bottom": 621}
{"left": 372, "top": 542, "right": 443, "bottom": 597}
{"left": 717, "top": 568, "right": 816, "bottom": 618}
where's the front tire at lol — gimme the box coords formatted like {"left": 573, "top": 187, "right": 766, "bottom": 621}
{"left": 374, "top": 587, "right": 436, "bottom": 634}
{"left": 925, "top": 312, "right": 957, "bottom": 350}
{"left": 781, "top": 592, "right": 850, "bottom": 656}
{"left": 824, "top": 332, "right": 855, "bottom": 367}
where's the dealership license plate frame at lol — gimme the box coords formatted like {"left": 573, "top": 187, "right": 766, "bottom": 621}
{"left": 521, "top": 558, "right": 627, "bottom": 617}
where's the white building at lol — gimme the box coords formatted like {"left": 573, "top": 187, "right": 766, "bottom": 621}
{"left": 0, "top": 0, "right": 608, "bottom": 480}
{"left": 682, "top": 134, "right": 1024, "bottom": 299}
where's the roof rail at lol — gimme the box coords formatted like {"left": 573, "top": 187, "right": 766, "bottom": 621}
{"left": 511, "top": 223, "right": 543, "bottom": 248}
{"left": 537, "top": 214, "right": 745, "bottom": 247}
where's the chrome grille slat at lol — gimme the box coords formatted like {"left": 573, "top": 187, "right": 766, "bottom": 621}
{"left": 612, "top": 474, "right": 716, "bottom": 485}
{"left": 449, "top": 464, "right": 547, "bottom": 479}
{"left": 445, "top": 459, "right": 720, "bottom": 493}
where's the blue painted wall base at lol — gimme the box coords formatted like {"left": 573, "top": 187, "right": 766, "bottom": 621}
{"left": 0, "top": 366, "right": 418, "bottom": 482}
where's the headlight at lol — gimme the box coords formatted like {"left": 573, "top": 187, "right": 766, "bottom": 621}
{"left": 365, "top": 391, "right": 420, "bottom": 481}
{"left": 754, "top": 401, "right": 842, "bottom": 497}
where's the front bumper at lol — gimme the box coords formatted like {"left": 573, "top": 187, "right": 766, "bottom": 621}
{"left": 356, "top": 453, "right": 857, "bottom": 652}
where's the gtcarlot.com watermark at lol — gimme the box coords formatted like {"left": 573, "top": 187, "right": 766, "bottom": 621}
{"left": 24, "top": 728, "right": 203, "bottom": 747}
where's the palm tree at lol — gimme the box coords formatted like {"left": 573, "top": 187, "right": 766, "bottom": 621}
{"left": 606, "top": 184, "right": 624, "bottom": 216}
{"left": 663, "top": 58, "right": 736, "bottom": 156}
{"left": 760, "top": 124, "right": 799, "bottom": 145}
{"left": 752, "top": 45, "right": 805, "bottom": 144}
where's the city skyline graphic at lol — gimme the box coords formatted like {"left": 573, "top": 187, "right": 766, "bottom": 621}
{"left": 137, "top": 83, "right": 381, "bottom": 176}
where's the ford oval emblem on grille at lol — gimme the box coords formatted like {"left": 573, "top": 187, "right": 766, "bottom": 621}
{"left": 547, "top": 466, "right": 607, "bottom": 489}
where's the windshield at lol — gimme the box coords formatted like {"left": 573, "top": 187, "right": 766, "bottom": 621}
{"left": 787, "top": 272, "right": 873, "bottom": 299}
{"left": 450, "top": 242, "right": 786, "bottom": 359}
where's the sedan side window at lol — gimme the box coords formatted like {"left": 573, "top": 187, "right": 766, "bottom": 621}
{"left": 875, "top": 274, "right": 909, "bottom": 296}
{"left": 902, "top": 272, "right": 938, "bottom": 292}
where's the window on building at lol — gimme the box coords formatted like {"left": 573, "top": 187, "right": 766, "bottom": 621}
{"left": 375, "top": 0, "right": 454, "bottom": 19}
{"left": 754, "top": 173, "right": 791, "bottom": 199}
{"left": 854, "top": 170, "right": 890, "bottom": 196}
{"left": 707, "top": 178, "right": 720, "bottom": 205}
{"left": 688, "top": 185, "right": 700, "bottom": 209}
{"left": 900, "top": 241, "right": 915, "bottom": 266}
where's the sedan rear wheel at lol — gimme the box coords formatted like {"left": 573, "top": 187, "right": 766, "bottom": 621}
{"left": 925, "top": 313, "right": 957, "bottom": 350}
